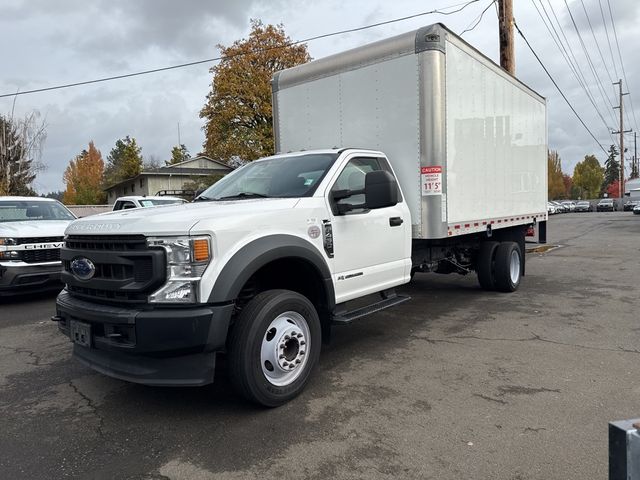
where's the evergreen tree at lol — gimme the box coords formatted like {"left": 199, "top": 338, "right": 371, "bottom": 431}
{"left": 601, "top": 144, "right": 620, "bottom": 195}
{"left": 103, "top": 136, "right": 143, "bottom": 186}
{"left": 166, "top": 144, "right": 190, "bottom": 165}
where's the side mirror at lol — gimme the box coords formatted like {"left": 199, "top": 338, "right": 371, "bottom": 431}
{"left": 365, "top": 170, "right": 398, "bottom": 209}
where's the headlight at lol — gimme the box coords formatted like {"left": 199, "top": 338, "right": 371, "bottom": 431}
{"left": 0, "top": 238, "right": 19, "bottom": 260}
{"left": 147, "top": 236, "right": 211, "bottom": 303}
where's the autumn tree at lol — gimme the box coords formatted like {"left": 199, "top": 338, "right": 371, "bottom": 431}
{"left": 601, "top": 144, "right": 620, "bottom": 195}
{"left": 606, "top": 179, "right": 621, "bottom": 198}
{"left": 200, "top": 20, "right": 311, "bottom": 163}
{"left": 63, "top": 141, "right": 106, "bottom": 205}
{"left": 547, "top": 150, "right": 565, "bottom": 199}
{"left": 0, "top": 112, "right": 46, "bottom": 196}
{"left": 573, "top": 154, "right": 603, "bottom": 199}
{"left": 166, "top": 144, "right": 190, "bottom": 165}
{"left": 562, "top": 174, "right": 573, "bottom": 199}
{"left": 103, "top": 136, "right": 143, "bottom": 186}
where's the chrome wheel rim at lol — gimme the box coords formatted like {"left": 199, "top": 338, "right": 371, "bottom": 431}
{"left": 509, "top": 250, "right": 521, "bottom": 284}
{"left": 260, "top": 311, "right": 310, "bottom": 387}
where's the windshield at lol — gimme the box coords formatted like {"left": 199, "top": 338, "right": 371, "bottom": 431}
{"left": 197, "top": 153, "right": 338, "bottom": 201}
{"left": 139, "top": 198, "right": 185, "bottom": 207}
{"left": 0, "top": 200, "right": 76, "bottom": 222}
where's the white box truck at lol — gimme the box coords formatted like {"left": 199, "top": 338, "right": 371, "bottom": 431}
{"left": 54, "top": 24, "right": 547, "bottom": 406}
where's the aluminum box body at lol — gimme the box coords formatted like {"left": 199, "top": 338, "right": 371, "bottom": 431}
{"left": 272, "top": 23, "right": 547, "bottom": 239}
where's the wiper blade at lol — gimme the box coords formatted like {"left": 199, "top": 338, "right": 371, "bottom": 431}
{"left": 216, "top": 192, "right": 270, "bottom": 200}
{"left": 194, "top": 195, "right": 212, "bottom": 202}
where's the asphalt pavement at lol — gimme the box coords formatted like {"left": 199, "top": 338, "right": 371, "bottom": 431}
{"left": 1, "top": 212, "right": 639, "bottom": 479}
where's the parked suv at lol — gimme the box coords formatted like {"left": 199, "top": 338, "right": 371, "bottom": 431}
{"left": 596, "top": 198, "right": 615, "bottom": 212}
{"left": 112, "top": 196, "right": 187, "bottom": 211}
{"left": 0, "top": 197, "right": 76, "bottom": 295}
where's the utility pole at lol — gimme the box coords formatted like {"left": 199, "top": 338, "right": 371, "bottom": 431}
{"left": 612, "top": 79, "right": 631, "bottom": 200}
{"left": 634, "top": 131, "right": 637, "bottom": 178}
{"left": 498, "top": 0, "right": 515, "bottom": 74}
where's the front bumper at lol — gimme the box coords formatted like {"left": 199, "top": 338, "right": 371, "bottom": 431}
{"left": 0, "top": 261, "right": 63, "bottom": 295}
{"left": 55, "top": 291, "right": 234, "bottom": 386}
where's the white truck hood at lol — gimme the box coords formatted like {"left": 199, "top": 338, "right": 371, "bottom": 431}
{"left": 65, "top": 199, "right": 301, "bottom": 236}
{"left": 0, "top": 220, "right": 71, "bottom": 238}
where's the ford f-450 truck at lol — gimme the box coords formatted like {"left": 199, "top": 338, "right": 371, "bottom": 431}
{"left": 54, "top": 24, "right": 547, "bottom": 406}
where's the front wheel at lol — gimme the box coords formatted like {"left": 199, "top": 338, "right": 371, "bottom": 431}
{"left": 228, "top": 289, "right": 321, "bottom": 407}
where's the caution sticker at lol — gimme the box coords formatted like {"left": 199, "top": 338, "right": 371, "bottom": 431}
{"left": 421, "top": 166, "right": 443, "bottom": 196}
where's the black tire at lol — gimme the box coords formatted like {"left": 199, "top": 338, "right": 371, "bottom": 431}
{"left": 477, "top": 241, "right": 499, "bottom": 290}
{"left": 228, "top": 289, "right": 321, "bottom": 407}
{"left": 493, "top": 242, "right": 522, "bottom": 293}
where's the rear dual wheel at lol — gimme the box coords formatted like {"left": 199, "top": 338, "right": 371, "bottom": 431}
{"left": 477, "top": 241, "right": 522, "bottom": 292}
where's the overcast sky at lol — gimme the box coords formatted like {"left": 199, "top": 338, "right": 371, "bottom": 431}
{"left": 1, "top": 0, "right": 638, "bottom": 194}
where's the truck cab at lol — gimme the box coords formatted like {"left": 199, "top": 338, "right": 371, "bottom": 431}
{"left": 55, "top": 149, "right": 410, "bottom": 405}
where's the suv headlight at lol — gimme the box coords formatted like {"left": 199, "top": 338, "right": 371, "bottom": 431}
{"left": 0, "top": 238, "right": 19, "bottom": 260}
{"left": 147, "top": 236, "right": 211, "bottom": 303}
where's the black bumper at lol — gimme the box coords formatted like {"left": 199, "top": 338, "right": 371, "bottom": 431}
{"left": 0, "top": 262, "right": 63, "bottom": 296}
{"left": 55, "top": 291, "right": 234, "bottom": 386}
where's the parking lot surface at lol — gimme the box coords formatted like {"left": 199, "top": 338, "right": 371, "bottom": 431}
{"left": 1, "top": 212, "right": 639, "bottom": 479}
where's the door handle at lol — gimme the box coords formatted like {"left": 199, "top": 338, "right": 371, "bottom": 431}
{"left": 389, "top": 217, "right": 403, "bottom": 227}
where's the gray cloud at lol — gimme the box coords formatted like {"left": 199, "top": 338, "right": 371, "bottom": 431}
{"left": 2, "top": 0, "right": 640, "bottom": 193}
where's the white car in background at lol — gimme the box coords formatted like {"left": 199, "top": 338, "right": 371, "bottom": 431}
{"left": 112, "top": 196, "right": 188, "bottom": 211}
{"left": 547, "top": 202, "right": 557, "bottom": 215}
{"left": 0, "top": 197, "right": 76, "bottom": 295}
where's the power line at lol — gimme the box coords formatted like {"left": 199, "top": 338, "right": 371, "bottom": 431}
{"left": 579, "top": 0, "right": 614, "bottom": 86}
{"left": 460, "top": 0, "right": 496, "bottom": 36}
{"left": 514, "top": 20, "right": 607, "bottom": 155}
{"left": 543, "top": 0, "right": 617, "bottom": 128}
{"left": 0, "top": 0, "right": 482, "bottom": 99}
{"left": 598, "top": 0, "right": 619, "bottom": 79}
{"left": 532, "top": 0, "right": 617, "bottom": 144}
{"left": 606, "top": 0, "right": 639, "bottom": 135}
{"left": 563, "top": 0, "right": 615, "bottom": 116}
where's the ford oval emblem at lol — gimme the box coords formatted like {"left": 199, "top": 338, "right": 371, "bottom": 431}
{"left": 71, "top": 257, "right": 96, "bottom": 281}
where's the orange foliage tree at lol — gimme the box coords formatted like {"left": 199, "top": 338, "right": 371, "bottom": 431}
{"left": 63, "top": 141, "right": 106, "bottom": 204}
{"left": 200, "top": 20, "right": 311, "bottom": 162}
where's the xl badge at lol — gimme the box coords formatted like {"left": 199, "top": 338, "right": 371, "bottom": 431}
{"left": 71, "top": 257, "right": 96, "bottom": 281}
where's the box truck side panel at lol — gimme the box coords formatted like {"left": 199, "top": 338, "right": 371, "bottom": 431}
{"left": 444, "top": 39, "right": 547, "bottom": 226}
{"left": 276, "top": 54, "right": 422, "bottom": 228}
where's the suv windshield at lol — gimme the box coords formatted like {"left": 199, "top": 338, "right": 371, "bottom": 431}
{"left": 0, "top": 200, "right": 76, "bottom": 222}
{"left": 197, "top": 153, "right": 338, "bottom": 201}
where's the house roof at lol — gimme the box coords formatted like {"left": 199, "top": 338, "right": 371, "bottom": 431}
{"left": 104, "top": 155, "right": 233, "bottom": 190}
{"left": 166, "top": 155, "right": 231, "bottom": 169}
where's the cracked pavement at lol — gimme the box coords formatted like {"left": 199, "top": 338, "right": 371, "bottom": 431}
{"left": 0, "top": 212, "right": 638, "bottom": 479}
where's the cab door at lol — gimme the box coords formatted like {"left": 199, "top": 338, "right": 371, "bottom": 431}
{"left": 325, "top": 155, "right": 410, "bottom": 303}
